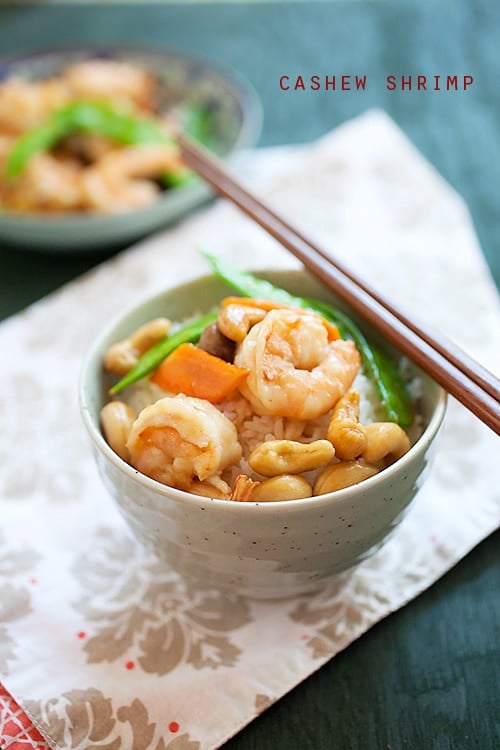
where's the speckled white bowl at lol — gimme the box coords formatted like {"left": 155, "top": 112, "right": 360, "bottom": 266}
{"left": 80, "top": 270, "right": 447, "bottom": 598}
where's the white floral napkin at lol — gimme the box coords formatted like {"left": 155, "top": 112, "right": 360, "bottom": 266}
{"left": 1, "top": 111, "right": 499, "bottom": 750}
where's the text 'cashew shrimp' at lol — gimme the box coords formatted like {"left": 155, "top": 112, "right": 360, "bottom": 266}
{"left": 234, "top": 309, "right": 360, "bottom": 420}
{"left": 126, "top": 395, "right": 242, "bottom": 492}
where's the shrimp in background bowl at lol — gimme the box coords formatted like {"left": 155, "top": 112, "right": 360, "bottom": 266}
{"left": 81, "top": 143, "right": 186, "bottom": 213}
{"left": 0, "top": 77, "right": 69, "bottom": 134}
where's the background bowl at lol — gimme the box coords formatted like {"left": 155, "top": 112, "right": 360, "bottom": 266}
{"left": 80, "top": 270, "right": 447, "bottom": 599}
{"left": 0, "top": 47, "right": 262, "bottom": 252}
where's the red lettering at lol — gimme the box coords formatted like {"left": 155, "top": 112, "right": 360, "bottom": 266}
{"left": 325, "top": 75, "right": 336, "bottom": 90}
{"left": 446, "top": 75, "right": 458, "bottom": 90}
{"left": 279, "top": 76, "right": 289, "bottom": 91}
{"left": 434, "top": 75, "right": 441, "bottom": 91}
{"left": 355, "top": 75, "right": 367, "bottom": 90}
{"left": 386, "top": 75, "right": 396, "bottom": 91}
{"left": 401, "top": 75, "right": 412, "bottom": 91}
{"left": 294, "top": 75, "right": 305, "bottom": 91}
{"left": 310, "top": 75, "right": 320, "bottom": 91}
{"left": 417, "top": 75, "right": 427, "bottom": 91}
{"left": 464, "top": 75, "right": 474, "bottom": 89}
{"left": 341, "top": 75, "right": 351, "bottom": 91}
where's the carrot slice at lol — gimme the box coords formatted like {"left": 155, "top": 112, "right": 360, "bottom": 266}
{"left": 221, "top": 296, "right": 340, "bottom": 341}
{"left": 150, "top": 343, "right": 249, "bottom": 403}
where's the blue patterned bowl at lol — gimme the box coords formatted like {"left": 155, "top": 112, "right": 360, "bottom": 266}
{"left": 0, "top": 47, "right": 262, "bottom": 252}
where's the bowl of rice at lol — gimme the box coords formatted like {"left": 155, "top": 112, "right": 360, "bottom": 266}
{"left": 80, "top": 266, "right": 447, "bottom": 599}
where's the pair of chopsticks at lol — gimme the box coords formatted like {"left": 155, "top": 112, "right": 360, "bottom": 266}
{"left": 178, "top": 134, "right": 500, "bottom": 435}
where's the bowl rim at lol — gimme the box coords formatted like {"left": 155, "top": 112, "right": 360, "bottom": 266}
{"left": 79, "top": 269, "right": 448, "bottom": 514}
{"left": 0, "top": 43, "right": 263, "bottom": 227}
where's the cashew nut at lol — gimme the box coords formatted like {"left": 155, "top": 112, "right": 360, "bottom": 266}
{"left": 327, "top": 389, "right": 367, "bottom": 460}
{"left": 217, "top": 304, "right": 267, "bottom": 343}
{"left": 248, "top": 439, "right": 335, "bottom": 477}
{"left": 100, "top": 401, "right": 136, "bottom": 462}
{"left": 362, "top": 422, "right": 411, "bottom": 464}
{"left": 104, "top": 317, "right": 171, "bottom": 376}
{"left": 251, "top": 475, "right": 312, "bottom": 502}
{"left": 313, "top": 460, "right": 379, "bottom": 495}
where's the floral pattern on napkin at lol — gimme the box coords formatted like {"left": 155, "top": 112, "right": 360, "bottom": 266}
{"left": 0, "top": 532, "right": 41, "bottom": 676}
{"left": 72, "top": 528, "right": 251, "bottom": 675}
{"left": 24, "top": 690, "right": 201, "bottom": 750}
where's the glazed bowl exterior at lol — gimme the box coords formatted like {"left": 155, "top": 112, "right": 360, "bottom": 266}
{"left": 0, "top": 47, "right": 262, "bottom": 252}
{"left": 80, "top": 271, "right": 447, "bottom": 598}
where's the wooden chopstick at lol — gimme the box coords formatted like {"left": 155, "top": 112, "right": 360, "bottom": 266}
{"left": 178, "top": 134, "right": 500, "bottom": 435}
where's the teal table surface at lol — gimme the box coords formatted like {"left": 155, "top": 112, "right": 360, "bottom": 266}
{"left": 0, "top": 3, "right": 498, "bottom": 749}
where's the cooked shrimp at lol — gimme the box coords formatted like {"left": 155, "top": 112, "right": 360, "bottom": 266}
{"left": 64, "top": 60, "right": 155, "bottom": 111}
{"left": 0, "top": 152, "right": 84, "bottom": 212}
{"left": 0, "top": 78, "right": 69, "bottom": 134}
{"left": 126, "top": 395, "right": 242, "bottom": 491}
{"left": 234, "top": 309, "right": 360, "bottom": 420}
{"left": 81, "top": 144, "right": 184, "bottom": 212}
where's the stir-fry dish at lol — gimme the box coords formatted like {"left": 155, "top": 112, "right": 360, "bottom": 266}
{"left": 0, "top": 59, "right": 209, "bottom": 214}
{"left": 100, "top": 255, "right": 417, "bottom": 502}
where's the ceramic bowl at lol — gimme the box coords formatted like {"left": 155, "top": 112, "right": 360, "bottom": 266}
{"left": 80, "top": 270, "right": 447, "bottom": 599}
{"left": 0, "top": 47, "right": 262, "bottom": 252}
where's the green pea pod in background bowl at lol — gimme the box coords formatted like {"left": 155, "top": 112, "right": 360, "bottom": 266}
{"left": 0, "top": 47, "right": 262, "bottom": 253}
{"left": 5, "top": 101, "right": 175, "bottom": 180}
